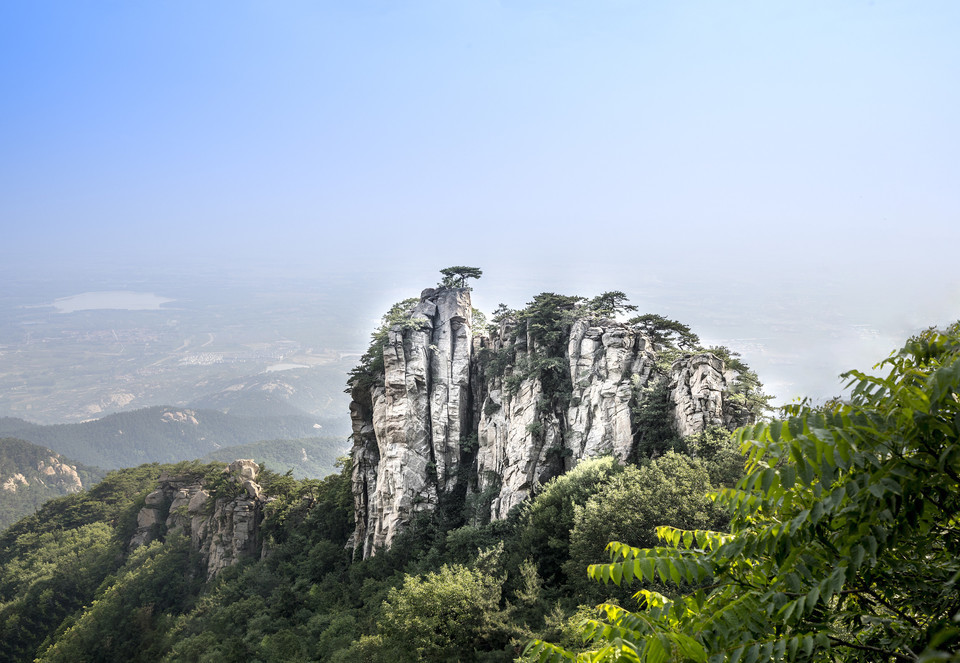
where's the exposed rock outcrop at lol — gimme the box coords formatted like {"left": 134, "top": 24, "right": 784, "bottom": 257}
{"left": 129, "top": 459, "right": 267, "bottom": 579}
{"left": 1, "top": 454, "right": 83, "bottom": 494}
{"left": 669, "top": 354, "right": 727, "bottom": 438}
{"left": 565, "top": 320, "right": 656, "bottom": 462}
{"left": 350, "top": 288, "right": 473, "bottom": 559}
{"left": 349, "top": 286, "right": 750, "bottom": 558}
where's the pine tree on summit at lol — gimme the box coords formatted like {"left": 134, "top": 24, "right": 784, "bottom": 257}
{"left": 439, "top": 266, "right": 483, "bottom": 289}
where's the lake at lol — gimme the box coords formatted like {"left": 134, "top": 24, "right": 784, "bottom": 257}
{"left": 52, "top": 291, "right": 176, "bottom": 313}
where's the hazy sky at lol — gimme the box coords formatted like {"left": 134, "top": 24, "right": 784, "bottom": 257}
{"left": 2, "top": 1, "right": 958, "bottom": 403}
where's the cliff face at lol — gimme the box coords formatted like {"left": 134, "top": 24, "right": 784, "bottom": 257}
{"left": 129, "top": 459, "right": 267, "bottom": 579}
{"left": 472, "top": 318, "right": 660, "bottom": 521}
{"left": 350, "top": 288, "right": 473, "bottom": 559}
{"left": 349, "top": 288, "right": 740, "bottom": 558}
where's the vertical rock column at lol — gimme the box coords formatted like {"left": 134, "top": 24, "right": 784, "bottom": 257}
{"left": 474, "top": 318, "right": 562, "bottom": 521}
{"left": 429, "top": 289, "right": 473, "bottom": 494}
{"left": 668, "top": 353, "right": 727, "bottom": 437}
{"left": 565, "top": 320, "right": 655, "bottom": 463}
{"left": 351, "top": 288, "right": 473, "bottom": 557}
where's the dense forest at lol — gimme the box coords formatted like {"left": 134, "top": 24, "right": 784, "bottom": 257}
{"left": 1, "top": 302, "right": 958, "bottom": 660}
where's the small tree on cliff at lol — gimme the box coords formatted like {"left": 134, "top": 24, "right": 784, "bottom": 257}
{"left": 629, "top": 313, "right": 700, "bottom": 350}
{"left": 588, "top": 291, "right": 638, "bottom": 319}
{"left": 439, "top": 266, "right": 483, "bottom": 289}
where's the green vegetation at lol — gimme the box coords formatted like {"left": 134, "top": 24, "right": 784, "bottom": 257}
{"left": 3, "top": 407, "right": 325, "bottom": 469}
{"left": 586, "top": 291, "right": 637, "bottom": 319}
{"left": 530, "top": 323, "right": 960, "bottom": 662}
{"left": 0, "top": 463, "right": 176, "bottom": 661}
{"left": 198, "top": 436, "right": 349, "bottom": 479}
{"left": 346, "top": 297, "right": 420, "bottom": 394}
{"left": 9, "top": 311, "right": 957, "bottom": 663}
{"left": 439, "top": 266, "right": 484, "bottom": 289}
{"left": 0, "top": 438, "right": 106, "bottom": 530}
{"left": 10, "top": 291, "right": 943, "bottom": 662}
{"left": 0, "top": 436, "right": 743, "bottom": 662}
{"left": 629, "top": 313, "right": 700, "bottom": 350}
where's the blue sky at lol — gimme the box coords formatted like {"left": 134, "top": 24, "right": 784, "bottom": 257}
{"left": 2, "top": 1, "right": 959, "bottom": 402}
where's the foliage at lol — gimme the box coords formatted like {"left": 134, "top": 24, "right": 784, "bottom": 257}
{"left": 630, "top": 377, "right": 682, "bottom": 459}
{"left": 473, "top": 307, "right": 488, "bottom": 337}
{"left": 513, "top": 457, "right": 623, "bottom": 590}
{"left": 587, "top": 292, "right": 638, "bottom": 320}
{"left": 439, "top": 266, "right": 484, "bottom": 289}
{"left": 629, "top": 314, "right": 701, "bottom": 350}
{"left": 0, "top": 285, "right": 785, "bottom": 663}
{"left": 346, "top": 297, "right": 420, "bottom": 394}
{"left": 0, "top": 463, "right": 167, "bottom": 662}
{"left": 509, "top": 293, "right": 585, "bottom": 410}
{"left": 564, "top": 453, "right": 725, "bottom": 602}
{"left": 36, "top": 537, "right": 202, "bottom": 663}
{"left": 529, "top": 323, "right": 960, "bottom": 662}
{"left": 0, "top": 437, "right": 106, "bottom": 531}
{"left": 521, "top": 293, "right": 585, "bottom": 352}
{"left": 682, "top": 426, "right": 745, "bottom": 488}
{"left": 377, "top": 562, "right": 507, "bottom": 660}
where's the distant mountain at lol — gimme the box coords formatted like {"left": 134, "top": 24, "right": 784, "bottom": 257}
{"left": 186, "top": 367, "right": 352, "bottom": 422}
{"left": 3, "top": 406, "right": 335, "bottom": 469}
{"left": 0, "top": 418, "right": 39, "bottom": 435}
{"left": 198, "top": 436, "right": 350, "bottom": 479}
{"left": 0, "top": 437, "right": 106, "bottom": 531}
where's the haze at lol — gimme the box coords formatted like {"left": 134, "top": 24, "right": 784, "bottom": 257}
{"left": 2, "top": 1, "right": 958, "bottom": 414}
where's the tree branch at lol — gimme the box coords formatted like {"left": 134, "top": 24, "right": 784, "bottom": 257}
{"left": 828, "top": 636, "right": 914, "bottom": 662}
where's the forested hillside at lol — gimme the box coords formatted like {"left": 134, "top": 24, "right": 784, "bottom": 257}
{"left": 3, "top": 406, "right": 334, "bottom": 469}
{"left": 0, "top": 438, "right": 105, "bottom": 530}
{"left": 198, "top": 435, "right": 349, "bottom": 479}
{"left": 0, "top": 442, "right": 741, "bottom": 662}
{"left": 1, "top": 320, "right": 958, "bottom": 661}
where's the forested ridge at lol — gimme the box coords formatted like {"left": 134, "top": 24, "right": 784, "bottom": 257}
{"left": 2, "top": 406, "right": 331, "bottom": 469}
{"left": 0, "top": 437, "right": 105, "bottom": 531}
{"left": 1, "top": 317, "right": 958, "bottom": 661}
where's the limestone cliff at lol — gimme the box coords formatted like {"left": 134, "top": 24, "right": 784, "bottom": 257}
{"left": 349, "top": 286, "right": 752, "bottom": 558}
{"left": 129, "top": 459, "right": 267, "bottom": 579}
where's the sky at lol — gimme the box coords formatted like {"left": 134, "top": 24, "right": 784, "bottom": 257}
{"left": 2, "top": 0, "right": 959, "bottom": 404}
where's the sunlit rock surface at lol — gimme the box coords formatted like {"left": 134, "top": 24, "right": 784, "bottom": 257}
{"left": 129, "top": 458, "right": 266, "bottom": 579}
{"left": 349, "top": 287, "right": 740, "bottom": 558}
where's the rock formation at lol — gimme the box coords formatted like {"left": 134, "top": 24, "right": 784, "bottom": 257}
{"left": 349, "top": 286, "right": 749, "bottom": 558}
{"left": 0, "top": 452, "right": 83, "bottom": 494}
{"left": 129, "top": 459, "right": 267, "bottom": 579}
{"left": 350, "top": 288, "right": 473, "bottom": 559}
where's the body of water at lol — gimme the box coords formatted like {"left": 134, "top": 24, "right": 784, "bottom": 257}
{"left": 52, "top": 291, "right": 175, "bottom": 313}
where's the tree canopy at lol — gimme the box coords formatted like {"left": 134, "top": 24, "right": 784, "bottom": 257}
{"left": 439, "top": 266, "right": 483, "bottom": 288}
{"left": 628, "top": 313, "right": 701, "bottom": 350}
{"left": 529, "top": 322, "right": 960, "bottom": 662}
{"left": 588, "top": 292, "right": 638, "bottom": 319}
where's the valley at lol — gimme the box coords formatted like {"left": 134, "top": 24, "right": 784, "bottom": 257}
{"left": 0, "top": 271, "right": 369, "bottom": 426}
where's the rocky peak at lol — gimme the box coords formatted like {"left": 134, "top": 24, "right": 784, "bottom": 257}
{"left": 350, "top": 287, "right": 473, "bottom": 559}
{"left": 129, "top": 459, "right": 267, "bottom": 579}
{"left": 349, "top": 286, "right": 755, "bottom": 558}
{"left": 0, "top": 446, "right": 83, "bottom": 494}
